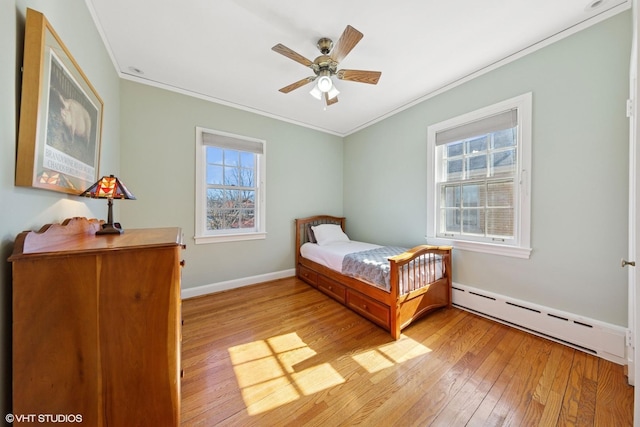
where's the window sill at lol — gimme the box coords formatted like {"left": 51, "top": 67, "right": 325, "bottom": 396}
{"left": 194, "top": 231, "right": 267, "bottom": 245}
{"left": 426, "top": 237, "right": 531, "bottom": 259}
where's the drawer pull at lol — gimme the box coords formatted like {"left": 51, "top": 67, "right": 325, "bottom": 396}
{"left": 328, "top": 286, "right": 333, "bottom": 290}
{"left": 363, "top": 304, "right": 368, "bottom": 310}
{"left": 180, "top": 260, "right": 186, "bottom": 267}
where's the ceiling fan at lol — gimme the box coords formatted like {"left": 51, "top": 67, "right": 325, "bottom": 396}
{"left": 272, "top": 25, "right": 381, "bottom": 106}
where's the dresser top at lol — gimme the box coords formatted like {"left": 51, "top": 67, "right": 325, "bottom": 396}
{"left": 9, "top": 217, "right": 183, "bottom": 261}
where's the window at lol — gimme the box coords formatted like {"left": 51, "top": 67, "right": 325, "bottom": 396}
{"left": 427, "top": 93, "right": 532, "bottom": 258}
{"left": 195, "top": 127, "right": 266, "bottom": 244}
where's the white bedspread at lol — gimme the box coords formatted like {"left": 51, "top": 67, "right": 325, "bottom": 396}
{"left": 300, "top": 241, "right": 381, "bottom": 272}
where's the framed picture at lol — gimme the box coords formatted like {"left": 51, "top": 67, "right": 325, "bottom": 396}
{"left": 16, "top": 8, "right": 103, "bottom": 195}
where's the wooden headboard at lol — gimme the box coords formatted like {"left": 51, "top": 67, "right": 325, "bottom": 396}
{"left": 294, "top": 215, "right": 345, "bottom": 264}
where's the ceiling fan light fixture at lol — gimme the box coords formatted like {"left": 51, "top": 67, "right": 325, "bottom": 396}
{"left": 310, "top": 70, "right": 333, "bottom": 100}
{"left": 327, "top": 85, "right": 339, "bottom": 100}
{"left": 309, "top": 84, "right": 322, "bottom": 100}
{"left": 317, "top": 75, "right": 333, "bottom": 92}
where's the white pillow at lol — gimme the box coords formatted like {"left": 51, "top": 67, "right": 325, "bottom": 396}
{"left": 311, "top": 224, "right": 350, "bottom": 246}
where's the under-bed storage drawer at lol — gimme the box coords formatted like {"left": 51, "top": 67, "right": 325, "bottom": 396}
{"left": 317, "top": 275, "right": 346, "bottom": 304}
{"left": 346, "top": 290, "right": 390, "bottom": 329}
{"left": 298, "top": 264, "right": 318, "bottom": 287}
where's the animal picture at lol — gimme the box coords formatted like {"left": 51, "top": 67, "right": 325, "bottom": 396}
{"left": 57, "top": 92, "right": 92, "bottom": 146}
{"left": 45, "top": 81, "right": 98, "bottom": 167}
{"left": 27, "top": 26, "right": 104, "bottom": 193}
{"left": 53, "top": 89, "right": 91, "bottom": 145}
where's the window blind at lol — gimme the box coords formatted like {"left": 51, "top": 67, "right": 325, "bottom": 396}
{"left": 202, "top": 131, "right": 263, "bottom": 154}
{"left": 435, "top": 109, "right": 517, "bottom": 146}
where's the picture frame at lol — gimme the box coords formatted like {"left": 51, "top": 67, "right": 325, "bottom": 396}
{"left": 16, "top": 8, "right": 103, "bottom": 195}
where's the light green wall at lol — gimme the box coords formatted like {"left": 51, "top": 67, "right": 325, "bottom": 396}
{"left": 344, "top": 11, "right": 631, "bottom": 326}
{"left": 1, "top": 0, "right": 121, "bottom": 417}
{"left": 119, "top": 81, "right": 343, "bottom": 287}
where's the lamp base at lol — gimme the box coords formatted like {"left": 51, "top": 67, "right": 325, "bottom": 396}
{"left": 96, "top": 223, "right": 123, "bottom": 235}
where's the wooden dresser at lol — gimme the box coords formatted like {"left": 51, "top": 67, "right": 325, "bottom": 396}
{"left": 8, "top": 217, "right": 184, "bottom": 426}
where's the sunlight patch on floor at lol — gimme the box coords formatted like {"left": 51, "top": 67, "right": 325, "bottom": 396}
{"left": 228, "top": 332, "right": 344, "bottom": 415}
{"left": 358, "top": 335, "right": 432, "bottom": 378}
{"left": 228, "top": 332, "right": 431, "bottom": 414}
{"left": 292, "top": 363, "right": 343, "bottom": 395}
{"left": 352, "top": 349, "right": 395, "bottom": 373}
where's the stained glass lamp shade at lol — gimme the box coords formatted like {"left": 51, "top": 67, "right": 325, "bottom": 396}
{"left": 80, "top": 175, "right": 136, "bottom": 235}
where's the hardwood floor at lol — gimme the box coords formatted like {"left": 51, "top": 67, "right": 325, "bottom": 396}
{"left": 180, "top": 277, "right": 633, "bottom": 426}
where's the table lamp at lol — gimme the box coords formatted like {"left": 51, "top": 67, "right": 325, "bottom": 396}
{"left": 80, "top": 175, "right": 136, "bottom": 235}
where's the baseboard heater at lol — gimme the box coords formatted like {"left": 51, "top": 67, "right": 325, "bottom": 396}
{"left": 451, "top": 283, "right": 627, "bottom": 365}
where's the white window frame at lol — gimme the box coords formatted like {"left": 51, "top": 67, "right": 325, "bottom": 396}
{"left": 426, "top": 93, "right": 532, "bottom": 259}
{"left": 195, "top": 126, "right": 266, "bottom": 244}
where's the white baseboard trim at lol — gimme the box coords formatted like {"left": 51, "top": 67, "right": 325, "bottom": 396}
{"left": 452, "top": 283, "right": 627, "bottom": 365}
{"left": 181, "top": 268, "right": 296, "bottom": 300}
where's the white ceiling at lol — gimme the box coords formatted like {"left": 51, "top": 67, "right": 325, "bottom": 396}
{"left": 86, "top": 0, "right": 630, "bottom": 136}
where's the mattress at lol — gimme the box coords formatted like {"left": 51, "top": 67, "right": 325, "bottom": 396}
{"left": 300, "top": 241, "right": 444, "bottom": 293}
{"left": 300, "top": 241, "right": 382, "bottom": 272}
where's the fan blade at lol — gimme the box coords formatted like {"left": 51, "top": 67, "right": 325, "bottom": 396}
{"left": 336, "top": 69, "right": 381, "bottom": 85}
{"left": 325, "top": 92, "right": 338, "bottom": 106}
{"left": 330, "top": 25, "right": 363, "bottom": 63}
{"left": 278, "top": 76, "right": 316, "bottom": 93}
{"left": 272, "top": 44, "right": 314, "bottom": 67}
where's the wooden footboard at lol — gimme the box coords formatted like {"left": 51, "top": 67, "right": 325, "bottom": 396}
{"left": 295, "top": 215, "right": 452, "bottom": 339}
{"left": 389, "top": 245, "right": 452, "bottom": 338}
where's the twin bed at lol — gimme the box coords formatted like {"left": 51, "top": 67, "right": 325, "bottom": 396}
{"left": 295, "top": 215, "right": 452, "bottom": 339}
